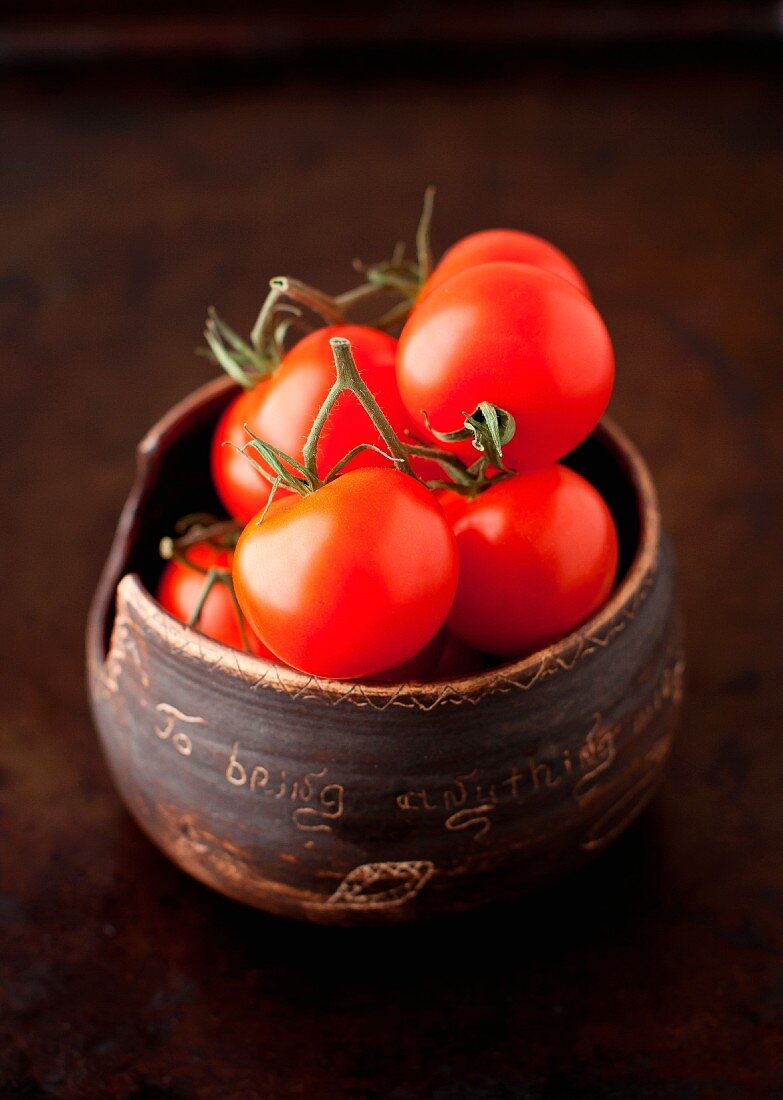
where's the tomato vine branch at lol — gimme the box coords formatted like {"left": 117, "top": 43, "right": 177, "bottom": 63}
{"left": 203, "top": 188, "right": 438, "bottom": 389}
{"left": 158, "top": 515, "right": 254, "bottom": 652}
{"left": 235, "top": 337, "right": 517, "bottom": 511}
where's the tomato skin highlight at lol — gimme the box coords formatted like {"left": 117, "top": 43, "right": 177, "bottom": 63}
{"left": 156, "top": 542, "right": 273, "bottom": 657}
{"left": 233, "top": 468, "right": 459, "bottom": 680}
{"left": 445, "top": 466, "right": 618, "bottom": 657}
{"left": 397, "top": 262, "right": 614, "bottom": 472}
{"left": 422, "top": 228, "right": 589, "bottom": 300}
{"left": 211, "top": 325, "right": 421, "bottom": 524}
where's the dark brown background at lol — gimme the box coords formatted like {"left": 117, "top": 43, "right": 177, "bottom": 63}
{"left": 1, "top": 13, "right": 782, "bottom": 1098}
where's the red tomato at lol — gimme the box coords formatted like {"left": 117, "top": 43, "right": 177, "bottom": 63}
{"left": 211, "top": 381, "right": 273, "bottom": 527}
{"left": 422, "top": 228, "right": 589, "bottom": 299}
{"left": 233, "top": 468, "right": 459, "bottom": 679}
{"left": 445, "top": 466, "right": 618, "bottom": 657}
{"left": 397, "top": 262, "right": 614, "bottom": 472}
{"left": 432, "top": 632, "right": 487, "bottom": 678}
{"left": 364, "top": 630, "right": 446, "bottom": 683}
{"left": 157, "top": 541, "right": 273, "bottom": 657}
{"left": 367, "top": 629, "right": 486, "bottom": 682}
{"left": 212, "top": 325, "right": 422, "bottom": 524}
{"left": 435, "top": 487, "right": 470, "bottom": 527}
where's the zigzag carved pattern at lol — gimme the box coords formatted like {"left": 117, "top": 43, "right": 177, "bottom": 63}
{"left": 106, "top": 561, "right": 657, "bottom": 711}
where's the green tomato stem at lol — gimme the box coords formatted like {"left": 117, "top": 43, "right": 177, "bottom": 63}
{"left": 224, "top": 575, "right": 255, "bottom": 653}
{"left": 160, "top": 518, "right": 256, "bottom": 654}
{"left": 327, "top": 338, "right": 415, "bottom": 478}
{"left": 187, "top": 568, "right": 221, "bottom": 629}
{"left": 207, "top": 188, "right": 438, "bottom": 388}
{"left": 415, "top": 184, "right": 436, "bottom": 284}
{"left": 238, "top": 338, "right": 515, "bottom": 505}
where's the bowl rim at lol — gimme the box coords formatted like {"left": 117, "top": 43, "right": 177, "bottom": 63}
{"left": 92, "top": 377, "right": 661, "bottom": 708}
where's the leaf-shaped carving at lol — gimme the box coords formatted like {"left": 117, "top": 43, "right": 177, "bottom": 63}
{"left": 327, "top": 860, "right": 436, "bottom": 909}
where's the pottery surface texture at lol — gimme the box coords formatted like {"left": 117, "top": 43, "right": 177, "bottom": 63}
{"left": 87, "top": 377, "right": 684, "bottom": 924}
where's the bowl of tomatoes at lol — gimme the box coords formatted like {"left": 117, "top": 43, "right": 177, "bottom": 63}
{"left": 87, "top": 200, "right": 683, "bottom": 924}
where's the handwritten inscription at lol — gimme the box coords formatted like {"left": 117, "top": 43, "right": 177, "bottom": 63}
{"left": 633, "top": 654, "right": 685, "bottom": 736}
{"left": 120, "top": 642, "right": 683, "bottom": 853}
{"left": 396, "top": 714, "right": 619, "bottom": 840}
{"left": 225, "top": 741, "right": 344, "bottom": 832}
{"left": 154, "top": 703, "right": 204, "bottom": 756}
{"left": 582, "top": 731, "right": 675, "bottom": 852}
{"left": 93, "top": 613, "right": 151, "bottom": 716}
{"left": 106, "top": 612, "right": 150, "bottom": 692}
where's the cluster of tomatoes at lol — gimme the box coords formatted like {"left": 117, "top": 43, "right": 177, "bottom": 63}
{"left": 157, "top": 214, "right": 618, "bottom": 682}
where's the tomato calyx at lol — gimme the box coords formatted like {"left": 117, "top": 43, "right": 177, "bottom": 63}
{"left": 404, "top": 402, "right": 517, "bottom": 498}
{"left": 159, "top": 514, "right": 256, "bottom": 653}
{"left": 428, "top": 401, "right": 515, "bottom": 470}
{"left": 202, "top": 188, "right": 437, "bottom": 391}
{"left": 202, "top": 304, "right": 299, "bottom": 391}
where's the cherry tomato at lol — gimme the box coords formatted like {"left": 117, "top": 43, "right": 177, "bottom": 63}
{"left": 365, "top": 630, "right": 446, "bottom": 683}
{"left": 397, "top": 262, "right": 614, "bottom": 472}
{"left": 445, "top": 466, "right": 618, "bottom": 657}
{"left": 211, "top": 380, "right": 273, "bottom": 527}
{"left": 432, "top": 632, "right": 487, "bottom": 678}
{"left": 212, "top": 325, "right": 421, "bottom": 524}
{"left": 157, "top": 541, "right": 273, "bottom": 657}
{"left": 367, "top": 629, "right": 486, "bottom": 682}
{"left": 233, "top": 468, "right": 459, "bottom": 679}
{"left": 422, "top": 228, "right": 589, "bottom": 299}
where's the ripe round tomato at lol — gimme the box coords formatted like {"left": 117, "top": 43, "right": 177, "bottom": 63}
{"left": 365, "top": 630, "right": 446, "bottom": 683}
{"left": 422, "top": 228, "right": 589, "bottom": 299}
{"left": 233, "top": 468, "right": 459, "bottom": 679}
{"left": 432, "top": 632, "right": 486, "bottom": 678}
{"left": 157, "top": 541, "right": 273, "bottom": 657}
{"left": 397, "top": 262, "right": 614, "bottom": 472}
{"left": 211, "top": 381, "right": 273, "bottom": 527}
{"left": 445, "top": 466, "right": 618, "bottom": 657}
{"left": 367, "top": 629, "right": 486, "bottom": 682}
{"left": 212, "top": 325, "right": 421, "bottom": 524}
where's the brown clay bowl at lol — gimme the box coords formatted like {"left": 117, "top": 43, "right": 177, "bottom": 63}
{"left": 86, "top": 376, "right": 684, "bottom": 925}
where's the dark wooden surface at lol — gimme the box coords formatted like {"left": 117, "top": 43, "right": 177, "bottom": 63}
{"left": 2, "top": 46, "right": 782, "bottom": 1098}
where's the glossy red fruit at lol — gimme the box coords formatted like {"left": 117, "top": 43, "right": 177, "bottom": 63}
{"left": 397, "top": 262, "right": 614, "bottom": 473}
{"left": 212, "top": 325, "right": 421, "bottom": 524}
{"left": 211, "top": 381, "right": 273, "bottom": 527}
{"left": 445, "top": 466, "right": 618, "bottom": 657}
{"left": 233, "top": 468, "right": 459, "bottom": 680}
{"left": 157, "top": 541, "right": 273, "bottom": 657}
{"left": 421, "top": 228, "right": 589, "bottom": 299}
